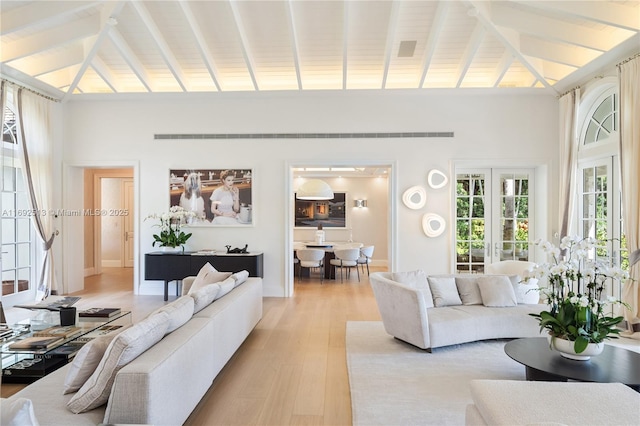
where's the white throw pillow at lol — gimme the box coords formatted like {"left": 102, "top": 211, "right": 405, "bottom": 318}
{"left": 214, "top": 276, "right": 236, "bottom": 300}
{"left": 188, "top": 267, "right": 232, "bottom": 295}
{"left": 190, "top": 262, "right": 215, "bottom": 289}
{"left": 477, "top": 275, "right": 518, "bottom": 307}
{"left": 0, "top": 398, "right": 39, "bottom": 426}
{"left": 231, "top": 270, "right": 249, "bottom": 287}
{"left": 509, "top": 275, "right": 541, "bottom": 304}
{"left": 392, "top": 270, "right": 434, "bottom": 308}
{"left": 149, "top": 295, "right": 194, "bottom": 333}
{"left": 455, "top": 276, "right": 482, "bottom": 305}
{"left": 67, "top": 311, "right": 170, "bottom": 414}
{"left": 428, "top": 276, "right": 462, "bottom": 307}
{"left": 190, "top": 283, "right": 221, "bottom": 313}
{"left": 62, "top": 325, "right": 129, "bottom": 394}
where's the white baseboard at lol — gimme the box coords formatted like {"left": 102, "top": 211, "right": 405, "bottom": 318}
{"left": 84, "top": 267, "right": 96, "bottom": 277}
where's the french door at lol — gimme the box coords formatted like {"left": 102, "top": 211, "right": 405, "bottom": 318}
{"left": 455, "top": 168, "right": 534, "bottom": 273}
{"left": 577, "top": 157, "right": 626, "bottom": 301}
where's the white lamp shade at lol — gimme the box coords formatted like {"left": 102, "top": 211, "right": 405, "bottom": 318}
{"left": 296, "top": 179, "right": 334, "bottom": 200}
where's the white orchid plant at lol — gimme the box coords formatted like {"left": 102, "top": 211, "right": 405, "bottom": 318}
{"left": 526, "top": 235, "right": 630, "bottom": 353}
{"left": 145, "top": 206, "right": 196, "bottom": 249}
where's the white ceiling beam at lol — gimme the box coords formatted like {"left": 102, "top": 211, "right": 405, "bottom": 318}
{"left": 491, "top": 52, "right": 514, "bottom": 87}
{"left": 466, "top": 0, "right": 552, "bottom": 89}
{"left": 1, "top": 14, "right": 101, "bottom": 63}
{"left": 419, "top": 1, "right": 450, "bottom": 87}
{"left": 63, "top": 1, "right": 126, "bottom": 101}
{"left": 228, "top": 0, "right": 259, "bottom": 91}
{"left": 513, "top": 0, "right": 640, "bottom": 32}
{"left": 342, "top": 1, "right": 349, "bottom": 90}
{"left": 520, "top": 35, "right": 601, "bottom": 68}
{"left": 285, "top": 0, "right": 302, "bottom": 90}
{"left": 7, "top": 43, "right": 85, "bottom": 76}
{"left": 456, "top": 23, "right": 486, "bottom": 87}
{"left": 107, "top": 29, "right": 154, "bottom": 92}
{"left": 0, "top": 1, "right": 101, "bottom": 36}
{"left": 0, "top": 64, "right": 66, "bottom": 100}
{"left": 130, "top": 1, "right": 188, "bottom": 92}
{"left": 90, "top": 57, "right": 120, "bottom": 92}
{"left": 491, "top": 3, "right": 629, "bottom": 51}
{"left": 381, "top": 1, "right": 402, "bottom": 89}
{"left": 178, "top": 1, "right": 221, "bottom": 92}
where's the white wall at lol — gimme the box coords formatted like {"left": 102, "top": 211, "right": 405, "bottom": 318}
{"left": 60, "top": 90, "right": 559, "bottom": 297}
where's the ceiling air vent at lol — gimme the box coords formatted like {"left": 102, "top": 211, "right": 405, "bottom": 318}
{"left": 398, "top": 40, "right": 417, "bottom": 58}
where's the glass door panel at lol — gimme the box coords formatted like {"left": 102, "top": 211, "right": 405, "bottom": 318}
{"left": 455, "top": 171, "right": 489, "bottom": 273}
{"left": 493, "top": 172, "right": 532, "bottom": 261}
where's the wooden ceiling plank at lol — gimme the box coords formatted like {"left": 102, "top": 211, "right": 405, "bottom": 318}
{"left": 514, "top": 0, "right": 640, "bottom": 32}
{"left": 456, "top": 23, "right": 486, "bottom": 87}
{"left": 130, "top": 1, "right": 188, "bottom": 92}
{"left": 8, "top": 43, "right": 85, "bottom": 76}
{"left": 228, "top": 0, "right": 259, "bottom": 91}
{"left": 107, "top": 29, "right": 153, "bottom": 92}
{"left": 178, "top": 1, "right": 221, "bottom": 92}
{"left": 419, "top": 1, "right": 450, "bottom": 88}
{"left": 0, "top": 0, "right": 101, "bottom": 36}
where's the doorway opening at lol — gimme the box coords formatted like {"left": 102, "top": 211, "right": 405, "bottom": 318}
{"left": 285, "top": 162, "right": 396, "bottom": 296}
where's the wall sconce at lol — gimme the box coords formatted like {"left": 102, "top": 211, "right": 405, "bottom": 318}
{"left": 354, "top": 199, "right": 368, "bottom": 208}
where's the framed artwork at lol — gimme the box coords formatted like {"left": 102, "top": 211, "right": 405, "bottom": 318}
{"left": 294, "top": 192, "right": 347, "bottom": 228}
{"left": 169, "top": 169, "right": 253, "bottom": 226}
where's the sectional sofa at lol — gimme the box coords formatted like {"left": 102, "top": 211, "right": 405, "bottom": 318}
{"left": 370, "top": 270, "right": 545, "bottom": 351}
{"left": 2, "top": 270, "right": 263, "bottom": 425}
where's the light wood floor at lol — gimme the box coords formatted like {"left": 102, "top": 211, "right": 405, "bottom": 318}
{"left": 3, "top": 266, "right": 383, "bottom": 425}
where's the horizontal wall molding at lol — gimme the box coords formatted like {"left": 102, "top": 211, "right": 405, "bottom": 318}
{"left": 154, "top": 132, "right": 454, "bottom": 140}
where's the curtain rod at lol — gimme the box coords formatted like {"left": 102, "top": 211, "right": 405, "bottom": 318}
{"left": 0, "top": 78, "right": 60, "bottom": 103}
{"left": 617, "top": 52, "right": 640, "bottom": 68}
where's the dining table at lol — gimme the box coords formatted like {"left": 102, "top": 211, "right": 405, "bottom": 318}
{"left": 294, "top": 242, "right": 361, "bottom": 279}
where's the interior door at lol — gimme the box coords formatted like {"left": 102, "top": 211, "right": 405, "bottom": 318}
{"left": 122, "top": 179, "right": 134, "bottom": 268}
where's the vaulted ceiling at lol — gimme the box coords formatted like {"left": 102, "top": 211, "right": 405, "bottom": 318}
{"left": 1, "top": 0, "right": 639, "bottom": 101}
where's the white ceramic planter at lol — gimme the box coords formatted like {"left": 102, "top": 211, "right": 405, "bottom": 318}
{"left": 547, "top": 335, "right": 604, "bottom": 361}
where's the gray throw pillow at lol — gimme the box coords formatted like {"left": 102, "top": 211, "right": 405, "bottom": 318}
{"left": 427, "top": 276, "right": 462, "bottom": 307}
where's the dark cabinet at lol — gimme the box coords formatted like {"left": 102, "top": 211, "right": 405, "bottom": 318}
{"left": 145, "top": 252, "right": 264, "bottom": 300}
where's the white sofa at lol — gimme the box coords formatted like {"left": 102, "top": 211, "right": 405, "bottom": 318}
{"left": 370, "top": 271, "right": 545, "bottom": 351}
{"left": 3, "top": 275, "right": 263, "bottom": 425}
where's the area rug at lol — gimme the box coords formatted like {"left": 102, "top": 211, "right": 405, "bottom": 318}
{"left": 346, "top": 321, "right": 525, "bottom": 426}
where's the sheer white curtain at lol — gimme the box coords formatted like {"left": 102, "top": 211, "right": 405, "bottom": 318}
{"left": 16, "top": 88, "right": 58, "bottom": 301}
{"left": 618, "top": 56, "right": 640, "bottom": 337}
{"left": 557, "top": 89, "right": 579, "bottom": 240}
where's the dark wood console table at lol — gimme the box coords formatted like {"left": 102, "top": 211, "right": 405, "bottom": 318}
{"left": 145, "top": 251, "right": 264, "bottom": 300}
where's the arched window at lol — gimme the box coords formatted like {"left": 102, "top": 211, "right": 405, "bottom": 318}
{"left": 577, "top": 82, "right": 627, "bottom": 305}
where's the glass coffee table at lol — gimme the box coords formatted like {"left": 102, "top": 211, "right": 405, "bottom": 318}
{"left": 1, "top": 310, "right": 131, "bottom": 383}
{"left": 505, "top": 337, "right": 640, "bottom": 392}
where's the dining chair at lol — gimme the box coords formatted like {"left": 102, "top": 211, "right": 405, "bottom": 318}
{"left": 297, "top": 249, "right": 325, "bottom": 283}
{"left": 329, "top": 248, "right": 361, "bottom": 283}
{"left": 357, "top": 245, "right": 375, "bottom": 275}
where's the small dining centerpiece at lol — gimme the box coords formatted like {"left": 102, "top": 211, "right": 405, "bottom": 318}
{"left": 146, "top": 206, "right": 196, "bottom": 251}
{"left": 526, "top": 235, "right": 629, "bottom": 360}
